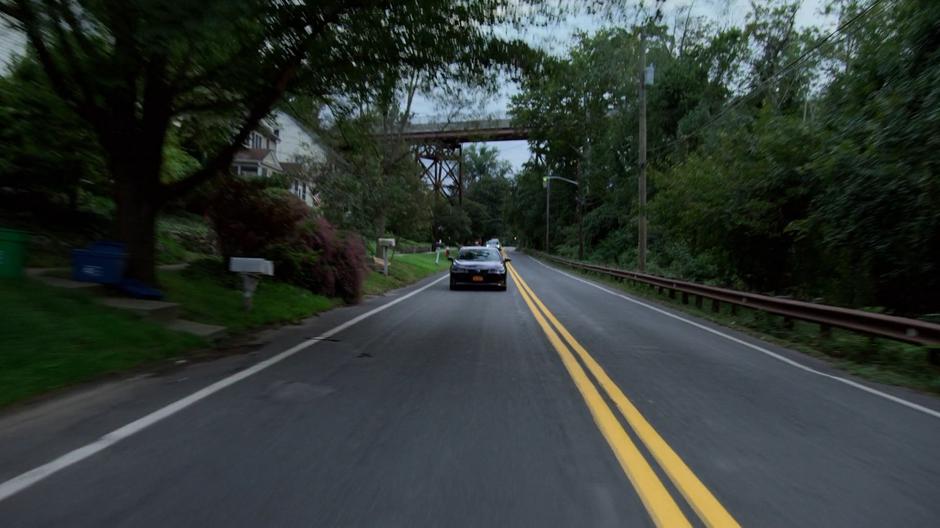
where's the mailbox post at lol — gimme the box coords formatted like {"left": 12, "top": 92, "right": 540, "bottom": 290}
{"left": 229, "top": 257, "right": 274, "bottom": 311}
{"left": 378, "top": 238, "right": 395, "bottom": 276}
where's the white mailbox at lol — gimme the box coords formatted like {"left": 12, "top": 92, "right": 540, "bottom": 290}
{"left": 229, "top": 257, "right": 274, "bottom": 311}
{"left": 377, "top": 238, "right": 395, "bottom": 276}
{"left": 229, "top": 257, "right": 274, "bottom": 276}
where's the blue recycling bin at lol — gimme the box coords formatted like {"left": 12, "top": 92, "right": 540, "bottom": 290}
{"left": 71, "top": 241, "right": 127, "bottom": 284}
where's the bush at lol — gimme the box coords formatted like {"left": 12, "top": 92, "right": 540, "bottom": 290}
{"left": 266, "top": 243, "right": 323, "bottom": 293}
{"left": 208, "top": 178, "right": 310, "bottom": 258}
{"left": 278, "top": 218, "right": 366, "bottom": 303}
{"left": 158, "top": 214, "right": 217, "bottom": 255}
{"left": 208, "top": 180, "right": 366, "bottom": 302}
{"left": 332, "top": 233, "right": 367, "bottom": 303}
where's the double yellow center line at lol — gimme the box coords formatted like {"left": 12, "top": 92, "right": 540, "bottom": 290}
{"left": 507, "top": 264, "right": 739, "bottom": 528}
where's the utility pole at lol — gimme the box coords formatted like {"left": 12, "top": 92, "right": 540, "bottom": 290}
{"left": 576, "top": 159, "right": 584, "bottom": 260}
{"left": 637, "top": 32, "right": 648, "bottom": 272}
{"left": 544, "top": 176, "right": 551, "bottom": 251}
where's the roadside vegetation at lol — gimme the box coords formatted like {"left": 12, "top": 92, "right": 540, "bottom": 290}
{"left": 508, "top": 0, "right": 939, "bottom": 317}
{"left": 0, "top": 279, "right": 204, "bottom": 407}
{"left": 363, "top": 252, "right": 449, "bottom": 296}
{"left": 550, "top": 260, "right": 940, "bottom": 394}
{"left": 159, "top": 262, "right": 338, "bottom": 333}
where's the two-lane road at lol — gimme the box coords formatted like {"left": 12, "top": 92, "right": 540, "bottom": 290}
{"left": 1, "top": 251, "right": 938, "bottom": 526}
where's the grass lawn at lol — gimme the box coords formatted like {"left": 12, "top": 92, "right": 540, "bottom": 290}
{"left": 159, "top": 263, "right": 338, "bottom": 332}
{"left": 363, "top": 251, "right": 449, "bottom": 296}
{"left": 1, "top": 252, "right": 440, "bottom": 408}
{"left": 544, "top": 257, "right": 940, "bottom": 394}
{"left": 0, "top": 278, "right": 205, "bottom": 408}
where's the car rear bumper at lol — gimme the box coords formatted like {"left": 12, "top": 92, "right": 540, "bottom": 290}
{"left": 450, "top": 271, "right": 506, "bottom": 287}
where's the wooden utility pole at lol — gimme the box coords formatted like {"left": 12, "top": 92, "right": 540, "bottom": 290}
{"left": 544, "top": 176, "right": 551, "bottom": 251}
{"left": 637, "top": 32, "right": 648, "bottom": 272}
{"left": 577, "top": 159, "right": 584, "bottom": 260}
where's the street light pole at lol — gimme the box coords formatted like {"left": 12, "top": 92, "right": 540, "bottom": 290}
{"left": 543, "top": 175, "right": 579, "bottom": 254}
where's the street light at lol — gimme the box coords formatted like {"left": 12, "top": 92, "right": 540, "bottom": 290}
{"left": 542, "top": 175, "right": 579, "bottom": 253}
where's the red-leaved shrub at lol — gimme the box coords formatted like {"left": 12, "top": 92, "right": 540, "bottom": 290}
{"left": 209, "top": 179, "right": 366, "bottom": 302}
{"left": 291, "top": 218, "right": 366, "bottom": 302}
{"left": 209, "top": 179, "right": 310, "bottom": 258}
{"left": 332, "top": 233, "right": 367, "bottom": 302}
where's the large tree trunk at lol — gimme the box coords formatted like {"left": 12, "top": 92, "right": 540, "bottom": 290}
{"left": 109, "top": 129, "right": 165, "bottom": 285}
{"left": 114, "top": 176, "right": 159, "bottom": 284}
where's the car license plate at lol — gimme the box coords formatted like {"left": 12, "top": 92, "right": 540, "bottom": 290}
{"left": 472, "top": 275, "right": 484, "bottom": 282}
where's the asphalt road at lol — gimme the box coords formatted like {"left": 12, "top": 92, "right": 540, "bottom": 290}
{"left": 1, "top": 250, "right": 939, "bottom": 527}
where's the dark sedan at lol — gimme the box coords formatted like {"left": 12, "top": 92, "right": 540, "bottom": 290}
{"left": 449, "top": 246, "right": 510, "bottom": 291}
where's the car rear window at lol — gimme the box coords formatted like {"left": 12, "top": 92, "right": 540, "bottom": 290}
{"left": 458, "top": 248, "right": 501, "bottom": 261}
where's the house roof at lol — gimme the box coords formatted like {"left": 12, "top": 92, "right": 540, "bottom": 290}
{"left": 234, "top": 148, "right": 282, "bottom": 172}
{"left": 280, "top": 162, "right": 305, "bottom": 175}
{"left": 234, "top": 148, "right": 272, "bottom": 162}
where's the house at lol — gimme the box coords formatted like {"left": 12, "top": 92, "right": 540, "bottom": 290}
{"left": 273, "top": 110, "right": 327, "bottom": 166}
{"left": 232, "top": 125, "right": 282, "bottom": 177}
{"left": 231, "top": 109, "right": 329, "bottom": 207}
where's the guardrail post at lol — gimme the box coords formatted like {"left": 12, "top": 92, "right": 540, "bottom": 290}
{"left": 682, "top": 292, "right": 689, "bottom": 305}
{"left": 711, "top": 299, "right": 720, "bottom": 313}
{"left": 668, "top": 289, "right": 675, "bottom": 299}
{"left": 695, "top": 295, "right": 703, "bottom": 309}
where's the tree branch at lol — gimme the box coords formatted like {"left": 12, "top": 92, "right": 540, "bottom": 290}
{"left": 45, "top": 0, "right": 98, "bottom": 60}
{"left": 160, "top": 4, "right": 363, "bottom": 201}
{"left": 12, "top": 0, "right": 102, "bottom": 129}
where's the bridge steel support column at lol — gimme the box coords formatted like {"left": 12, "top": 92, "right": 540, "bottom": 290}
{"left": 416, "top": 142, "right": 463, "bottom": 204}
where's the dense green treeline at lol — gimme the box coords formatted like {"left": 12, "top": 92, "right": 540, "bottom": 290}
{"left": 508, "top": 0, "right": 939, "bottom": 314}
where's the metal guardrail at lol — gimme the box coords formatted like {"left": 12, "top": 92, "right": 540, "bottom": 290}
{"left": 537, "top": 253, "right": 940, "bottom": 348}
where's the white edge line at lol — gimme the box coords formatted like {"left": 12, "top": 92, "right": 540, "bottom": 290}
{"left": 0, "top": 273, "right": 450, "bottom": 502}
{"left": 529, "top": 256, "right": 940, "bottom": 420}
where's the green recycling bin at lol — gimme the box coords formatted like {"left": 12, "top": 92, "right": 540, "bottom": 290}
{"left": 0, "top": 228, "right": 27, "bottom": 278}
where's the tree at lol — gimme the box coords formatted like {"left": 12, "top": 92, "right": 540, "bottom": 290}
{"left": 0, "top": 0, "right": 528, "bottom": 282}
{"left": 506, "top": 0, "right": 940, "bottom": 314}
{"left": 0, "top": 54, "right": 105, "bottom": 210}
{"left": 462, "top": 145, "right": 512, "bottom": 240}
{"left": 317, "top": 107, "right": 432, "bottom": 250}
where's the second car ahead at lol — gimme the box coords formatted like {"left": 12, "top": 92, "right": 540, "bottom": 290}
{"left": 449, "top": 246, "right": 510, "bottom": 291}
